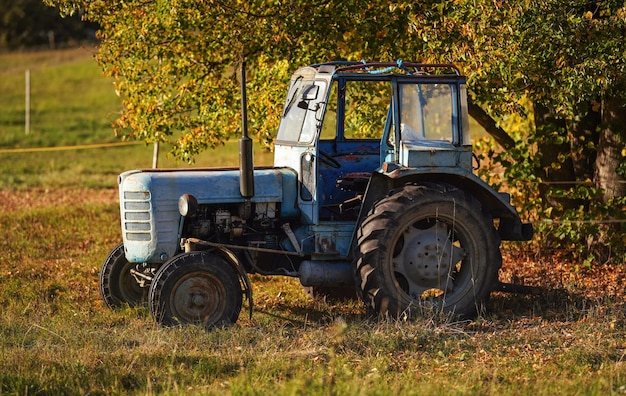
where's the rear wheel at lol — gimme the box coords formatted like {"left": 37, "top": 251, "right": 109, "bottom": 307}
{"left": 354, "top": 184, "right": 501, "bottom": 319}
{"left": 99, "top": 243, "right": 147, "bottom": 308}
{"left": 149, "top": 251, "right": 243, "bottom": 329}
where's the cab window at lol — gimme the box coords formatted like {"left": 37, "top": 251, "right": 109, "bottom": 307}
{"left": 277, "top": 78, "right": 326, "bottom": 143}
{"left": 343, "top": 80, "right": 391, "bottom": 140}
{"left": 398, "top": 83, "right": 456, "bottom": 142}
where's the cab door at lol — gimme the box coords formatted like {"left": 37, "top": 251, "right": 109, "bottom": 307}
{"left": 273, "top": 70, "right": 330, "bottom": 226}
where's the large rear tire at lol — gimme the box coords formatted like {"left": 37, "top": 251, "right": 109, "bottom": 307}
{"left": 99, "top": 243, "right": 147, "bottom": 308}
{"left": 354, "top": 184, "right": 501, "bottom": 319}
{"left": 149, "top": 251, "right": 243, "bottom": 330}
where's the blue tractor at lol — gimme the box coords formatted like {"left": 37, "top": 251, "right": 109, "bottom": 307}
{"left": 99, "top": 61, "right": 533, "bottom": 329}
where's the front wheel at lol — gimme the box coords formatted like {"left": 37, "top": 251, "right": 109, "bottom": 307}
{"left": 354, "top": 184, "right": 501, "bottom": 319}
{"left": 99, "top": 243, "right": 148, "bottom": 308}
{"left": 149, "top": 251, "right": 243, "bottom": 330}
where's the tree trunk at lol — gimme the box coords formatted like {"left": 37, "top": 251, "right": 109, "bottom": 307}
{"left": 594, "top": 98, "right": 626, "bottom": 203}
{"left": 467, "top": 98, "right": 515, "bottom": 149}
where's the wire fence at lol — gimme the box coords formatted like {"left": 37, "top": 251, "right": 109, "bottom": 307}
{"left": 0, "top": 141, "right": 142, "bottom": 154}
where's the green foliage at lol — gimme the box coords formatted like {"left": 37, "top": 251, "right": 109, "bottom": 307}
{"left": 43, "top": 0, "right": 626, "bottom": 261}
{"left": 477, "top": 130, "right": 626, "bottom": 265}
{"left": 45, "top": 0, "right": 429, "bottom": 157}
{"left": 44, "top": 0, "right": 626, "bottom": 154}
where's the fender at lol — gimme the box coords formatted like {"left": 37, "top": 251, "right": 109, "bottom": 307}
{"left": 357, "top": 163, "right": 533, "bottom": 241}
{"left": 213, "top": 245, "right": 254, "bottom": 320}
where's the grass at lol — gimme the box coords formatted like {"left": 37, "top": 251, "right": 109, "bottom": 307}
{"left": 0, "top": 47, "right": 273, "bottom": 189}
{"left": 0, "top": 194, "right": 623, "bottom": 394}
{"left": 0, "top": 197, "right": 624, "bottom": 394}
{"left": 0, "top": 48, "right": 625, "bottom": 395}
{"left": 0, "top": 47, "right": 119, "bottom": 147}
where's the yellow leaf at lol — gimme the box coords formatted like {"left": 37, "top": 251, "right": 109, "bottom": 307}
{"left": 591, "top": 100, "right": 601, "bottom": 112}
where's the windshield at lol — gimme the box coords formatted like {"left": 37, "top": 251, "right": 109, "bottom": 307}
{"left": 277, "top": 77, "right": 326, "bottom": 144}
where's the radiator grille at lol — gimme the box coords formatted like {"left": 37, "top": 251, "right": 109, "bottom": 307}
{"left": 123, "top": 191, "right": 152, "bottom": 241}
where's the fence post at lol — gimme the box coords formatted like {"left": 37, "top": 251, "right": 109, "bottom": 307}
{"left": 25, "top": 69, "right": 30, "bottom": 135}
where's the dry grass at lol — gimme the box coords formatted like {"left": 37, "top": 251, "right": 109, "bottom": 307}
{"left": 0, "top": 188, "right": 625, "bottom": 395}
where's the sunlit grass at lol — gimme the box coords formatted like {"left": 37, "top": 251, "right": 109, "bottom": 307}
{"left": 0, "top": 48, "right": 624, "bottom": 395}
{"left": 0, "top": 196, "right": 624, "bottom": 395}
{"left": 0, "top": 47, "right": 119, "bottom": 147}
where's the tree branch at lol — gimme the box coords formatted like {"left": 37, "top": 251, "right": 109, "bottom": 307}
{"left": 467, "top": 97, "right": 515, "bottom": 149}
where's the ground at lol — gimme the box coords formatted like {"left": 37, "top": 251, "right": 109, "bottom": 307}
{"left": 3, "top": 187, "right": 622, "bottom": 303}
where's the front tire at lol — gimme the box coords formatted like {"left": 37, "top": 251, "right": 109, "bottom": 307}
{"left": 354, "top": 184, "right": 501, "bottom": 319}
{"left": 99, "top": 243, "right": 147, "bottom": 308}
{"left": 149, "top": 251, "right": 243, "bottom": 329}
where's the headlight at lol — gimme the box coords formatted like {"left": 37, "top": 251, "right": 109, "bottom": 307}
{"left": 178, "top": 194, "right": 198, "bottom": 217}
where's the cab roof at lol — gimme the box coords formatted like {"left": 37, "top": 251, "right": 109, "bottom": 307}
{"left": 307, "top": 60, "right": 461, "bottom": 78}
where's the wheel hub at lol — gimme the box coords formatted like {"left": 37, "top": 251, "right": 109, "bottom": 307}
{"left": 393, "top": 221, "right": 466, "bottom": 293}
{"left": 405, "top": 237, "right": 452, "bottom": 281}
{"left": 173, "top": 275, "right": 222, "bottom": 321}
{"left": 189, "top": 292, "right": 208, "bottom": 308}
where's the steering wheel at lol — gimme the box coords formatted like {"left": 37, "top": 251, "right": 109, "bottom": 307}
{"left": 319, "top": 150, "right": 341, "bottom": 169}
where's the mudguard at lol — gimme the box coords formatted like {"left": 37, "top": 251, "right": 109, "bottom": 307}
{"left": 359, "top": 164, "right": 533, "bottom": 241}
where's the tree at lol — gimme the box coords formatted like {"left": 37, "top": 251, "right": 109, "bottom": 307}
{"left": 47, "top": 0, "right": 626, "bottom": 260}
{"left": 46, "top": 0, "right": 420, "bottom": 157}
{"left": 402, "top": 0, "right": 626, "bottom": 259}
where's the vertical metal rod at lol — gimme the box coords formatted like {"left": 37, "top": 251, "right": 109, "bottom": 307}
{"left": 25, "top": 69, "right": 30, "bottom": 135}
{"left": 240, "top": 61, "right": 249, "bottom": 140}
{"left": 239, "top": 61, "right": 255, "bottom": 200}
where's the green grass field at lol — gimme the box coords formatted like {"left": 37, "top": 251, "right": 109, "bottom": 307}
{"left": 0, "top": 48, "right": 625, "bottom": 395}
{"left": 0, "top": 47, "right": 273, "bottom": 189}
{"left": 0, "top": 47, "right": 119, "bottom": 147}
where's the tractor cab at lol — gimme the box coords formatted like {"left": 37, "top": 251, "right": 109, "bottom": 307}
{"left": 274, "top": 61, "right": 471, "bottom": 226}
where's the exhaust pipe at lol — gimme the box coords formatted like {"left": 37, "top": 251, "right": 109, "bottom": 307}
{"left": 239, "top": 61, "right": 255, "bottom": 202}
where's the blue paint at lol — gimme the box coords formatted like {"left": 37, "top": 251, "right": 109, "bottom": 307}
{"left": 120, "top": 167, "right": 298, "bottom": 263}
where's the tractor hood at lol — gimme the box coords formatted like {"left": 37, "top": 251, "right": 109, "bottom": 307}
{"left": 118, "top": 167, "right": 299, "bottom": 263}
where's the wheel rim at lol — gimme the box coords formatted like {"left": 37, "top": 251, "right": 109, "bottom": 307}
{"left": 389, "top": 216, "right": 474, "bottom": 304}
{"left": 169, "top": 271, "right": 227, "bottom": 326}
{"left": 117, "top": 261, "right": 145, "bottom": 304}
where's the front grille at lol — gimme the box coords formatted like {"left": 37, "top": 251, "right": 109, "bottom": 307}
{"left": 123, "top": 191, "right": 152, "bottom": 241}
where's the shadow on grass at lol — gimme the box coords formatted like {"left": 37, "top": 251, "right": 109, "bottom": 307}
{"left": 253, "top": 283, "right": 625, "bottom": 332}
{"left": 488, "top": 285, "right": 625, "bottom": 323}
{"left": 253, "top": 297, "right": 370, "bottom": 329}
